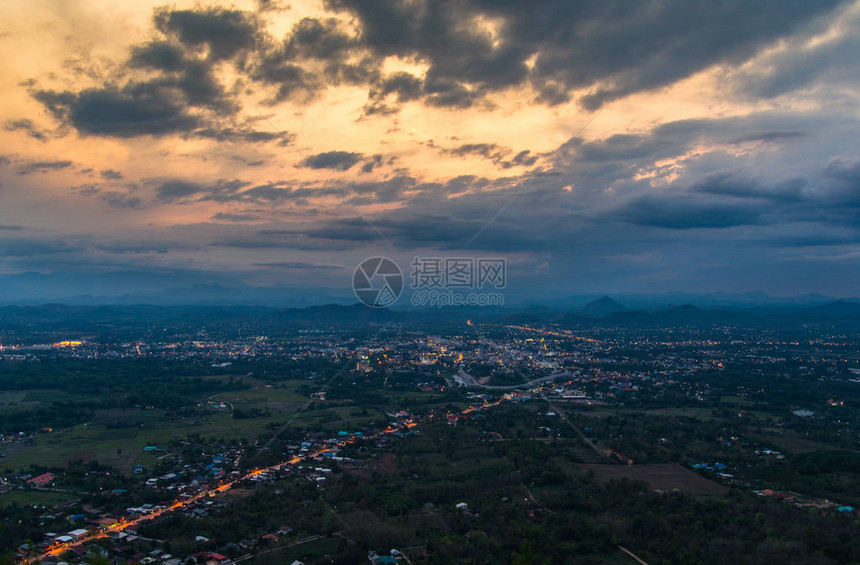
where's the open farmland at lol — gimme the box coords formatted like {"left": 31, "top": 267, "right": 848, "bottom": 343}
{"left": 578, "top": 463, "right": 729, "bottom": 496}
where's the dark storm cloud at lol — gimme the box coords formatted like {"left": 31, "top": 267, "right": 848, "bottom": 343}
{"left": 616, "top": 194, "right": 766, "bottom": 230}
{"left": 327, "top": 0, "right": 843, "bottom": 109}
{"left": 171, "top": 60, "right": 236, "bottom": 112}
{"left": 300, "top": 151, "right": 363, "bottom": 170}
{"left": 251, "top": 58, "right": 323, "bottom": 103}
{"left": 155, "top": 180, "right": 206, "bottom": 201}
{"left": 29, "top": 0, "right": 838, "bottom": 138}
{"left": 29, "top": 7, "right": 260, "bottom": 138}
{"left": 442, "top": 143, "right": 537, "bottom": 168}
{"left": 100, "top": 169, "right": 123, "bottom": 180}
{"left": 33, "top": 87, "right": 200, "bottom": 138}
{"left": 424, "top": 84, "right": 483, "bottom": 109}
{"left": 255, "top": 55, "right": 377, "bottom": 102}
{"left": 447, "top": 143, "right": 504, "bottom": 160}
{"left": 325, "top": 0, "right": 528, "bottom": 93}
{"left": 560, "top": 130, "right": 687, "bottom": 165}
{"left": 324, "top": 56, "right": 381, "bottom": 87}
{"left": 129, "top": 41, "right": 188, "bottom": 72}
{"left": 360, "top": 154, "right": 383, "bottom": 173}
{"left": 153, "top": 7, "right": 260, "bottom": 61}
{"left": 363, "top": 72, "right": 424, "bottom": 115}
{"left": 153, "top": 178, "right": 248, "bottom": 202}
{"left": 129, "top": 39, "right": 239, "bottom": 114}
{"left": 32, "top": 45, "right": 240, "bottom": 136}
{"left": 100, "top": 191, "right": 143, "bottom": 209}
{"left": 344, "top": 175, "right": 418, "bottom": 203}
{"left": 378, "top": 72, "right": 422, "bottom": 102}
{"left": 4, "top": 119, "right": 47, "bottom": 141}
{"left": 16, "top": 159, "right": 73, "bottom": 175}
{"left": 248, "top": 15, "right": 363, "bottom": 103}
{"left": 732, "top": 11, "right": 860, "bottom": 100}
{"left": 690, "top": 173, "right": 805, "bottom": 201}
{"left": 504, "top": 150, "right": 538, "bottom": 168}
{"left": 284, "top": 17, "right": 356, "bottom": 60}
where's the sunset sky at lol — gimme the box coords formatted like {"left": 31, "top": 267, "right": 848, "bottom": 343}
{"left": 1, "top": 0, "right": 859, "bottom": 300}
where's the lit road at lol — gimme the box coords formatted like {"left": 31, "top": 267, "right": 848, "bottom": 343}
{"left": 33, "top": 444, "right": 348, "bottom": 562}
{"left": 33, "top": 399, "right": 506, "bottom": 563}
{"left": 506, "top": 325, "right": 603, "bottom": 344}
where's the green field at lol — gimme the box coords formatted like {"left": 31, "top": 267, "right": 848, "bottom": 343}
{"left": 0, "top": 488, "right": 78, "bottom": 508}
{"left": 0, "top": 378, "right": 452, "bottom": 473}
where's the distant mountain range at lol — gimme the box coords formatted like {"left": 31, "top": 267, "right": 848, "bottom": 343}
{"left": 2, "top": 296, "right": 860, "bottom": 336}
{"left": 0, "top": 271, "right": 858, "bottom": 311}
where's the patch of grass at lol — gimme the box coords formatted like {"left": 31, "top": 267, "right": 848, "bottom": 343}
{"left": 0, "top": 488, "right": 77, "bottom": 508}
{"left": 577, "top": 463, "right": 729, "bottom": 496}
{"left": 745, "top": 430, "right": 847, "bottom": 455}
{"left": 0, "top": 392, "right": 26, "bottom": 404}
{"left": 720, "top": 395, "right": 754, "bottom": 406}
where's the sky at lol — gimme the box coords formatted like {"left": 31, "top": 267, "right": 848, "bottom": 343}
{"left": 1, "top": 0, "right": 859, "bottom": 301}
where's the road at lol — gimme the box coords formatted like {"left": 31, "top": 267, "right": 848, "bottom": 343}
{"left": 619, "top": 546, "right": 650, "bottom": 564}
{"left": 456, "top": 367, "right": 570, "bottom": 390}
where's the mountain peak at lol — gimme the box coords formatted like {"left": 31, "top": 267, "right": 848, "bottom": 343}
{"left": 578, "top": 296, "right": 629, "bottom": 317}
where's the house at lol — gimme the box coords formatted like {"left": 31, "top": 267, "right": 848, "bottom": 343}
{"left": 27, "top": 472, "right": 55, "bottom": 487}
{"left": 276, "top": 525, "right": 293, "bottom": 536}
{"left": 67, "top": 529, "right": 89, "bottom": 540}
{"left": 205, "top": 553, "right": 233, "bottom": 565}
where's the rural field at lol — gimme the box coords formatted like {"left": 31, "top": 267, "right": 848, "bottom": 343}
{"left": 577, "top": 463, "right": 729, "bottom": 496}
